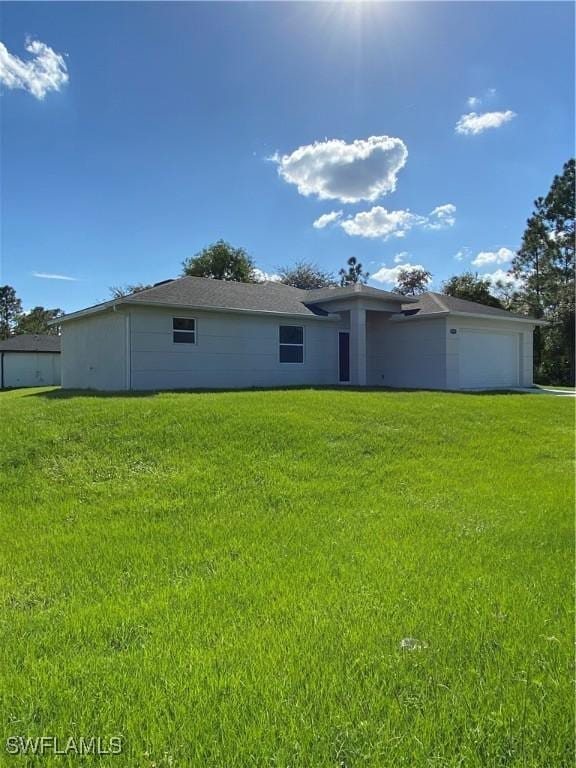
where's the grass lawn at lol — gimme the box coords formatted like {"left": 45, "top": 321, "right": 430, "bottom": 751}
{"left": 0, "top": 387, "right": 573, "bottom": 767}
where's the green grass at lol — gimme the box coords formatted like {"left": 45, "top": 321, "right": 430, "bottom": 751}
{"left": 0, "top": 387, "right": 573, "bottom": 768}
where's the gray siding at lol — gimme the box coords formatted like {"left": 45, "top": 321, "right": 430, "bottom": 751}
{"left": 367, "top": 314, "right": 447, "bottom": 389}
{"left": 129, "top": 307, "right": 346, "bottom": 390}
{"left": 61, "top": 310, "right": 127, "bottom": 390}
{"left": 2, "top": 353, "right": 60, "bottom": 388}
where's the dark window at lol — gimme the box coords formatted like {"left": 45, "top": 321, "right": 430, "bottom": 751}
{"left": 279, "top": 325, "right": 304, "bottom": 363}
{"left": 280, "top": 345, "right": 304, "bottom": 363}
{"left": 173, "top": 317, "right": 196, "bottom": 344}
{"left": 279, "top": 325, "right": 303, "bottom": 345}
{"left": 173, "top": 318, "right": 195, "bottom": 331}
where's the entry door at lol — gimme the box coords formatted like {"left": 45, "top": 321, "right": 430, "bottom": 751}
{"left": 339, "top": 332, "right": 350, "bottom": 383}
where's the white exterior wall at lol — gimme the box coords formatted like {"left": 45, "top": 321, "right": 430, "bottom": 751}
{"left": 58, "top": 302, "right": 536, "bottom": 392}
{"left": 2, "top": 352, "right": 60, "bottom": 388}
{"left": 445, "top": 316, "right": 535, "bottom": 389}
{"left": 60, "top": 310, "right": 127, "bottom": 390}
{"left": 367, "top": 314, "right": 448, "bottom": 389}
{"left": 129, "top": 306, "right": 347, "bottom": 390}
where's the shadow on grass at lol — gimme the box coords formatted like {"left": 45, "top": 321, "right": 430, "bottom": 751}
{"left": 23, "top": 385, "right": 533, "bottom": 400}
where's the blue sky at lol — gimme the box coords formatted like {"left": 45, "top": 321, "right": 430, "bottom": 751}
{"left": 1, "top": 1, "right": 574, "bottom": 313}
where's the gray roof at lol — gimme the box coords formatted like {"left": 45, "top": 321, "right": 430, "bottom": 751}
{"left": 0, "top": 334, "right": 61, "bottom": 352}
{"left": 55, "top": 278, "right": 539, "bottom": 325}
{"left": 58, "top": 276, "right": 412, "bottom": 322}
{"left": 402, "top": 292, "right": 538, "bottom": 321}
{"left": 123, "top": 277, "right": 328, "bottom": 316}
{"left": 304, "top": 284, "right": 418, "bottom": 304}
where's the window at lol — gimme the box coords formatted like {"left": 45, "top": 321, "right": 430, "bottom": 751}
{"left": 279, "top": 325, "right": 304, "bottom": 363}
{"left": 173, "top": 317, "right": 196, "bottom": 344}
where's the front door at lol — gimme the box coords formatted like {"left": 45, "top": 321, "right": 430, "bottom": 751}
{"left": 339, "top": 332, "right": 350, "bottom": 383}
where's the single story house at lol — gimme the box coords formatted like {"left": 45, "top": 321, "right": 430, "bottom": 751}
{"left": 52, "top": 277, "right": 543, "bottom": 392}
{"left": 0, "top": 334, "right": 61, "bottom": 388}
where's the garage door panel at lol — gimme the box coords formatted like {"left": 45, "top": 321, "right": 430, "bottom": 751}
{"left": 3, "top": 353, "right": 60, "bottom": 388}
{"left": 459, "top": 330, "right": 519, "bottom": 389}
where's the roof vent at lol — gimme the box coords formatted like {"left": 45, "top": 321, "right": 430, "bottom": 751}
{"left": 152, "top": 279, "right": 175, "bottom": 287}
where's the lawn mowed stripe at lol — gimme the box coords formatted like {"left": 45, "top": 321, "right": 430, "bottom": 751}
{"left": 0, "top": 388, "right": 573, "bottom": 767}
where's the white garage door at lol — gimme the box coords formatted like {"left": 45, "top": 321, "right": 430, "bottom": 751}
{"left": 459, "top": 330, "right": 519, "bottom": 389}
{"left": 3, "top": 353, "right": 61, "bottom": 388}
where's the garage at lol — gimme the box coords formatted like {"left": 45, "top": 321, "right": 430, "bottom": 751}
{"left": 0, "top": 334, "right": 61, "bottom": 388}
{"left": 459, "top": 329, "right": 520, "bottom": 389}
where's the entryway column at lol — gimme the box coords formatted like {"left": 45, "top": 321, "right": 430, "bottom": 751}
{"left": 350, "top": 306, "right": 367, "bottom": 386}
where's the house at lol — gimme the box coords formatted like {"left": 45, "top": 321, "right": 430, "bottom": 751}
{"left": 53, "top": 277, "right": 544, "bottom": 391}
{"left": 0, "top": 334, "right": 61, "bottom": 388}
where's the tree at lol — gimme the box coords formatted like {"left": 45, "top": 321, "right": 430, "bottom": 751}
{"left": 182, "top": 240, "right": 256, "bottom": 282}
{"left": 441, "top": 271, "right": 504, "bottom": 309}
{"left": 278, "top": 260, "right": 336, "bottom": 290}
{"left": 510, "top": 158, "right": 575, "bottom": 385}
{"left": 394, "top": 267, "right": 432, "bottom": 296}
{"left": 109, "top": 283, "right": 153, "bottom": 299}
{"left": 339, "top": 257, "right": 369, "bottom": 287}
{"left": 491, "top": 279, "right": 521, "bottom": 311}
{"left": 0, "top": 285, "right": 23, "bottom": 340}
{"left": 15, "top": 306, "right": 63, "bottom": 336}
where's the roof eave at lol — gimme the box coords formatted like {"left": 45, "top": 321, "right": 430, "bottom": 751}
{"left": 391, "top": 311, "right": 449, "bottom": 322}
{"left": 124, "top": 299, "right": 339, "bottom": 320}
{"left": 448, "top": 310, "right": 546, "bottom": 325}
{"left": 393, "top": 309, "right": 545, "bottom": 325}
{"left": 49, "top": 299, "right": 120, "bottom": 325}
{"left": 54, "top": 299, "right": 341, "bottom": 324}
{"left": 310, "top": 291, "right": 419, "bottom": 305}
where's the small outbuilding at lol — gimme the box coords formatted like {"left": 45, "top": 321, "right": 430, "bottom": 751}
{"left": 0, "top": 334, "right": 61, "bottom": 389}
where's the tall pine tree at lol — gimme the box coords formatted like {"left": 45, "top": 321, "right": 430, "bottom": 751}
{"left": 511, "top": 159, "right": 575, "bottom": 384}
{"left": 0, "top": 286, "right": 23, "bottom": 340}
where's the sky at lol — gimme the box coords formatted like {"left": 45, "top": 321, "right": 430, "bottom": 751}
{"left": 0, "top": 1, "right": 574, "bottom": 313}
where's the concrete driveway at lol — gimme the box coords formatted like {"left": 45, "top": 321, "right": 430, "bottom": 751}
{"left": 512, "top": 387, "right": 576, "bottom": 397}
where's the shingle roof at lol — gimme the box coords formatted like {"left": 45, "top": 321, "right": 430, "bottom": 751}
{"left": 402, "top": 292, "right": 537, "bottom": 321}
{"left": 56, "top": 279, "right": 538, "bottom": 325}
{"left": 0, "top": 334, "right": 61, "bottom": 352}
{"left": 305, "top": 284, "right": 418, "bottom": 304}
{"left": 124, "top": 278, "right": 413, "bottom": 313}
{"left": 57, "top": 276, "right": 413, "bottom": 323}
{"left": 123, "top": 277, "right": 329, "bottom": 316}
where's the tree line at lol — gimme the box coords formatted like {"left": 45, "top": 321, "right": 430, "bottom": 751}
{"left": 2, "top": 159, "right": 573, "bottom": 384}
{"left": 0, "top": 290, "right": 63, "bottom": 339}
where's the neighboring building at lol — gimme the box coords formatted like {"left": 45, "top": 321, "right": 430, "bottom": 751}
{"left": 53, "top": 277, "right": 544, "bottom": 392}
{"left": 0, "top": 334, "right": 61, "bottom": 388}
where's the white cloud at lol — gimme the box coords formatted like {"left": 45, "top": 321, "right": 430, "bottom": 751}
{"left": 32, "top": 271, "right": 77, "bottom": 281}
{"left": 338, "top": 202, "right": 456, "bottom": 240}
{"left": 312, "top": 210, "right": 343, "bottom": 229}
{"left": 394, "top": 252, "right": 409, "bottom": 264}
{"left": 254, "top": 268, "right": 281, "bottom": 283}
{"left": 471, "top": 247, "right": 515, "bottom": 267}
{"left": 0, "top": 38, "right": 68, "bottom": 100}
{"left": 480, "top": 269, "right": 523, "bottom": 290}
{"left": 454, "top": 247, "right": 470, "bottom": 262}
{"left": 340, "top": 207, "right": 423, "bottom": 239}
{"left": 466, "top": 88, "right": 496, "bottom": 109}
{"left": 273, "top": 135, "right": 408, "bottom": 203}
{"left": 372, "top": 262, "right": 431, "bottom": 287}
{"left": 427, "top": 203, "right": 456, "bottom": 230}
{"left": 455, "top": 110, "right": 516, "bottom": 135}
